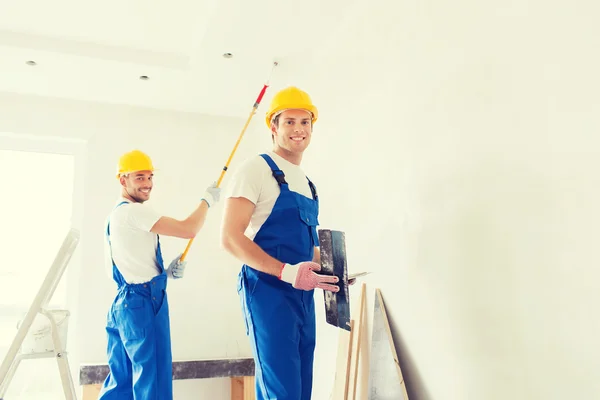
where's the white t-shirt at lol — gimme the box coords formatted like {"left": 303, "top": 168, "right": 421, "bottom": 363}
{"left": 104, "top": 198, "right": 164, "bottom": 284}
{"left": 224, "top": 151, "right": 317, "bottom": 240}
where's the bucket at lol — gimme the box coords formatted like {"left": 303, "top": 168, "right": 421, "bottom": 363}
{"left": 17, "top": 310, "right": 70, "bottom": 354}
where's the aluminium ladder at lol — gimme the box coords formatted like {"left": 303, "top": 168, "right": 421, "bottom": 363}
{"left": 0, "top": 228, "right": 80, "bottom": 399}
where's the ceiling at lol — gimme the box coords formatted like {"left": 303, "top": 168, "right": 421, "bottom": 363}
{"left": 0, "top": 0, "right": 363, "bottom": 118}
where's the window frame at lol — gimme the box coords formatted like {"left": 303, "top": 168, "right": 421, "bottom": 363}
{"left": 0, "top": 131, "right": 86, "bottom": 398}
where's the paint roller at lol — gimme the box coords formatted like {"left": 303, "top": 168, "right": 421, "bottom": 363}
{"left": 179, "top": 61, "right": 279, "bottom": 262}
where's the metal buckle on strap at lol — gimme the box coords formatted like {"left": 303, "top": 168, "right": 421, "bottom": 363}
{"left": 272, "top": 170, "right": 287, "bottom": 185}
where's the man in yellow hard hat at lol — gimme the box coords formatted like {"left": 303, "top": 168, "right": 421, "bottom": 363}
{"left": 221, "top": 87, "right": 340, "bottom": 399}
{"left": 98, "top": 149, "right": 220, "bottom": 400}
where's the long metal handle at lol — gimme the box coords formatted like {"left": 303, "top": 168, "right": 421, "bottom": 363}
{"left": 179, "top": 62, "right": 278, "bottom": 262}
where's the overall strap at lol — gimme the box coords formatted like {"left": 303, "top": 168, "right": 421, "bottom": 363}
{"left": 306, "top": 177, "right": 318, "bottom": 201}
{"left": 106, "top": 201, "right": 130, "bottom": 287}
{"left": 106, "top": 201, "right": 129, "bottom": 241}
{"left": 155, "top": 235, "right": 165, "bottom": 273}
{"left": 260, "top": 154, "right": 288, "bottom": 189}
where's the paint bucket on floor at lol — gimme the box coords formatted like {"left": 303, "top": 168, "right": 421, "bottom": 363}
{"left": 17, "top": 309, "right": 70, "bottom": 354}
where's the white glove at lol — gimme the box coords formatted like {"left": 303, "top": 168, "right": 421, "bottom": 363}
{"left": 201, "top": 182, "right": 221, "bottom": 208}
{"left": 166, "top": 253, "right": 186, "bottom": 279}
{"left": 279, "top": 261, "right": 340, "bottom": 292}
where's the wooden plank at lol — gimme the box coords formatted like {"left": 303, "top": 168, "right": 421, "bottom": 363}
{"left": 82, "top": 383, "right": 101, "bottom": 400}
{"left": 368, "top": 289, "right": 409, "bottom": 399}
{"left": 332, "top": 320, "right": 353, "bottom": 399}
{"left": 231, "top": 377, "right": 244, "bottom": 400}
{"left": 344, "top": 319, "right": 355, "bottom": 399}
{"left": 231, "top": 376, "right": 256, "bottom": 400}
{"left": 349, "top": 283, "right": 367, "bottom": 400}
{"left": 332, "top": 322, "right": 351, "bottom": 400}
{"left": 243, "top": 376, "right": 255, "bottom": 400}
{"left": 79, "top": 358, "right": 255, "bottom": 385}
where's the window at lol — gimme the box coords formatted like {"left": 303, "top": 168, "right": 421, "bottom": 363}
{"left": 0, "top": 149, "right": 75, "bottom": 399}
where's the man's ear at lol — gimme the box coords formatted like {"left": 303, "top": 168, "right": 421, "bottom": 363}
{"left": 119, "top": 175, "right": 127, "bottom": 188}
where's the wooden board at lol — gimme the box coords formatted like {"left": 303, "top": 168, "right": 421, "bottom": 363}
{"left": 349, "top": 283, "right": 366, "bottom": 400}
{"left": 367, "top": 289, "right": 409, "bottom": 399}
{"left": 231, "top": 376, "right": 255, "bottom": 400}
{"left": 332, "top": 283, "right": 367, "bottom": 400}
{"left": 331, "top": 319, "right": 355, "bottom": 400}
{"left": 82, "top": 384, "right": 101, "bottom": 400}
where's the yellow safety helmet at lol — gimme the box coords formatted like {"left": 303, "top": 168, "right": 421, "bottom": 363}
{"left": 265, "top": 86, "right": 318, "bottom": 128}
{"left": 116, "top": 150, "right": 154, "bottom": 178}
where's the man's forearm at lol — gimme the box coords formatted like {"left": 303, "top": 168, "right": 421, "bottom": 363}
{"left": 184, "top": 201, "right": 209, "bottom": 236}
{"left": 223, "top": 232, "right": 284, "bottom": 277}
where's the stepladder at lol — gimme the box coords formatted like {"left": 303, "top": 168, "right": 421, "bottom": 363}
{"left": 0, "top": 228, "right": 80, "bottom": 399}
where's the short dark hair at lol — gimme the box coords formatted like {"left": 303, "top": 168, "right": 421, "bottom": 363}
{"left": 271, "top": 114, "right": 280, "bottom": 141}
{"left": 273, "top": 114, "right": 281, "bottom": 127}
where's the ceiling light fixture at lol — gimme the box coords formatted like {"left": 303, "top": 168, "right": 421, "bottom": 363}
{"left": 139, "top": 75, "right": 149, "bottom": 80}
{"left": 222, "top": 53, "right": 233, "bottom": 59}
{"left": 26, "top": 60, "right": 37, "bottom": 66}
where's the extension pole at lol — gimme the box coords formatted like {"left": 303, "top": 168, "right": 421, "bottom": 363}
{"left": 179, "top": 61, "right": 279, "bottom": 262}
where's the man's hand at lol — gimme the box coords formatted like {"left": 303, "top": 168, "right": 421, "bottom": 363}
{"left": 202, "top": 182, "right": 221, "bottom": 208}
{"left": 166, "top": 253, "right": 186, "bottom": 279}
{"left": 280, "top": 261, "right": 340, "bottom": 292}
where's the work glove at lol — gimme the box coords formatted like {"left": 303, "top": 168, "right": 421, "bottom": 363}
{"left": 279, "top": 261, "right": 340, "bottom": 292}
{"left": 166, "top": 253, "right": 186, "bottom": 279}
{"left": 201, "top": 182, "right": 221, "bottom": 208}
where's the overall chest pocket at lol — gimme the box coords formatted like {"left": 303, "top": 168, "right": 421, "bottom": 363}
{"left": 299, "top": 207, "right": 319, "bottom": 247}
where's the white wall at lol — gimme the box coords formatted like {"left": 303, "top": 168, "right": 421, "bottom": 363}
{"left": 2, "top": 1, "right": 600, "bottom": 398}
{"left": 0, "top": 92, "right": 270, "bottom": 399}
{"left": 295, "top": 1, "right": 600, "bottom": 399}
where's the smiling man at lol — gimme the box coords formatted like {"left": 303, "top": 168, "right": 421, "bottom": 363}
{"left": 221, "top": 86, "right": 340, "bottom": 400}
{"left": 99, "top": 149, "right": 220, "bottom": 400}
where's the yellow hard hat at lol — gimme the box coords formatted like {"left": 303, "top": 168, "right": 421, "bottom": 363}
{"left": 265, "top": 86, "right": 318, "bottom": 128}
{"left": 116, "top": 150, "right": 154, "bottom": 178}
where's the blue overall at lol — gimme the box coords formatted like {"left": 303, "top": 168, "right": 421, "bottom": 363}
{"left": 238, "top": 154, "right": 320, "bottom": 400}
{"left": 99, "top": 201, "right": 173, "bottom": 400}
